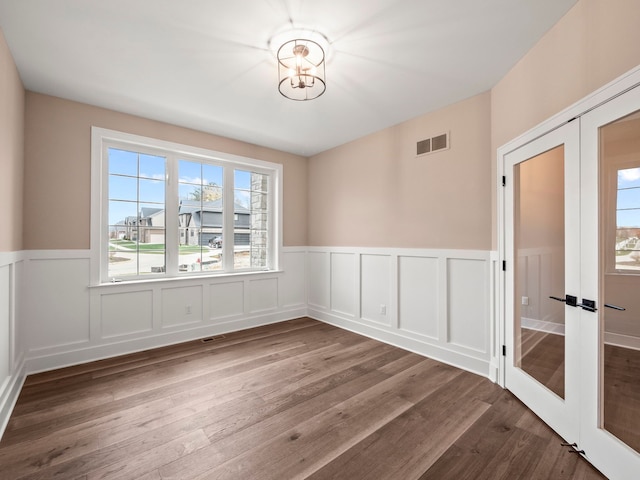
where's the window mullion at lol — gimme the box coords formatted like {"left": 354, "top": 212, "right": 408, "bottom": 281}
{"left": 165, "top": 154, "right": 179, "bottom": 276}
{"left": 222, "top": 166, "right": 235, "bottom": 272}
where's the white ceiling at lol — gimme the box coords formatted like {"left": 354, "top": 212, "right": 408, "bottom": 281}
{"left": 0, "top": 0, "right": 577, "bottom": 156}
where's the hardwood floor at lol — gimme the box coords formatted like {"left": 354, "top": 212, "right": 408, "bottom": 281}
{"left": 0, "top": 318, "right": 604, "bottom": 480}
{"left": 520, "top": 328, "right": 640, "bottom": 455}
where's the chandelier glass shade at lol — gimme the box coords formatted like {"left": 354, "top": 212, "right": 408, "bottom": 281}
{"left": 277, "top": 38, "right": 326, "bottom": 101}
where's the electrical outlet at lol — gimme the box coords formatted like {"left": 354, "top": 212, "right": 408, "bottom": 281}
{"left": 186, "top": 305, "right": 192, "bottom": 314}
{"left": 521, "top": 296, "right": 529, "bottom": 306}
{"left": 380, "top": 304, "right": 386, "bottom": 315}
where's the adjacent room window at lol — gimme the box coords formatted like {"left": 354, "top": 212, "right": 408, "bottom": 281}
{"left": 91, "top": 128, "right": 281, "bottom": 284}
{"left": 615, "top": 166, "right": 640, "bottom": 272}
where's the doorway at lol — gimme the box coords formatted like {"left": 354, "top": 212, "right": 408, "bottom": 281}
{"left": 500, "top": 74, "right": 640, "bottom": 479}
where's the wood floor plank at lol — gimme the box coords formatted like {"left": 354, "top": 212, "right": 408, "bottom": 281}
{"left": 306, "top": 372, "right": 492, "bottom": 480}
{"left": 0, "top": 318, "right": 606, "bottom": 480}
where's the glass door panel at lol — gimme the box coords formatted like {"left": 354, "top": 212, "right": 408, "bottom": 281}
{"left": 514, "top": 146, "right": 566, "bottom": 398}
{"left": 599, "top": 110, "right": 640, "bottom": 454}
{"left": 504, "top": 119, "right": 580, "bottom": 446}
{"left": 580, "top": 83, "right": 640, "bottom": 479}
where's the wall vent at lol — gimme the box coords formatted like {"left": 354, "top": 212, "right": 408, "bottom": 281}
{"left": 416, "top": 132, "right": 449, "bottom": 157}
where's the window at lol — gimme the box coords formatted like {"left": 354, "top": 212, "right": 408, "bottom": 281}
{"left": 91, "top": 128, "right": 282, "bottom": 284}
{"left": 614, "top": 167, "right": 640, "bottom": 272}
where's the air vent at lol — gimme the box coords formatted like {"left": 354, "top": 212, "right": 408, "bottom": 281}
{"left": 416, "top": 132, "right": 449, "bottom": 157}
{"left": 201, "top": 335, "right": 226, "bottom": 343}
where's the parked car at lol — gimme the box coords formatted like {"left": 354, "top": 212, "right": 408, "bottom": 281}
{"left": 209, "top": 236, "right": 222, "bottom": 248}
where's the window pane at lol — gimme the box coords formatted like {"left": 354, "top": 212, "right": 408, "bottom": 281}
{"left": 234, "top": 169, "right": 251, "bottom": 190}
{"left": 139, "top": 154, "right": 165, "bottom": 180}
{"left": 618, "top": 188, "right": 640, "bottom": 210}
{"left": 108, "top": 148, "right": 138, "bottom": 176}
{"left": 108, "top": 200, "right": 137, "bottom": 226}
{"left": 616, "top": 167, "right": 640, "bottom": 271}
{"left": 178, "top": 160, "right": 202, "bottom": 184}
{"left": 109, "top": 175, "right": 137, "bottom": 201}
{"left": 178, "top": 161, "right": 224, "bottom": 275}
{"left": 618, "top": 167, "right": 640, "bottom": 189}
{"left": 235, "top": 170, "right": 268, "bottom": 270}
{"left": 106, "top": 148, "right": 166, "bottom": 280}
{"left": 139, "top": 178, "right": 165, "bottom": 203}
{"left": 203, "top": 164, "right": 223, "bottom": 187}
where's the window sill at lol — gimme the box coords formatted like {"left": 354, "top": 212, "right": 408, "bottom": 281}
{"left": 90, "top": 269, "right": 283, "bottom": 288}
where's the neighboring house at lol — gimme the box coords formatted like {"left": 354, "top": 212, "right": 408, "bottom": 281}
{"left": 110, "top": 220, "right": 127, "bottom": 240}
{"left": 122, "top": 207, "right": 165, "bottom": 243}
{"left": 178, "top": 199, "right": 251, "bottom": 246}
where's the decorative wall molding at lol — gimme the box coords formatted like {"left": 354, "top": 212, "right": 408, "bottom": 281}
{"left": 21, "top": 248, "right": 307, "bottom": 374}
{"left": 0, "top": 251, "right": 26, "bottom": 440}
{"left": 0, "top": 245, "right": 510, "bottom": 439}
{"left": 306, "top": 247, "right": 500, "bottom": 379}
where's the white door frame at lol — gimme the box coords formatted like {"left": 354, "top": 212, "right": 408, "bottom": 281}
{"left": 497, "top": 64, "right": 640, "bottom": 479}
{"left": 497, "top": 64, "right": 640, "bottom": 389}
{"left": 503, "top": 120, "right": 581, "bottom": 444}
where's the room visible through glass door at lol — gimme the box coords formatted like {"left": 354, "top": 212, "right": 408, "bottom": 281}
{"left": 504, "top": 120, "right": 580, "bottom": 446}
{"left": 600, "top": 110, "right": 640, "bottom": 454}
{"left": 514, "top": 145, "right": 566, "bottom": 399}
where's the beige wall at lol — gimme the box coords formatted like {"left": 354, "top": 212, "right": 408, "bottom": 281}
{"left": 23, "top": 93, "right": 308, "bottom": 249}
{"left": 0, "top": 29, "right": 25, "bottom": 252}
{"left": 308, "top": 92, "right": 492, "bottom": 249}
{"left": 491, "top": 0, "right": 640, "bottom": 247}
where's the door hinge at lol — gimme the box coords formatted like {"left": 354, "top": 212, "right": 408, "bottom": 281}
{"left": 502, "top": 175, "right": 506, "bottom": 187}
{"left": 502, "top": 260, "right": 506, "bottom": 271}
{"left": 502, "top": 345, "right": 506, "bottom": 356}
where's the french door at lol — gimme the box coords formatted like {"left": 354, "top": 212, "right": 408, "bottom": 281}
{"left": 504, "top": 83, "right": 640, "bottom": 479}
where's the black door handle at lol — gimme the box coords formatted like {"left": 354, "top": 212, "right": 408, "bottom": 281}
{"left": 577, "top": 298, "right": 597, "bottom": 312}
{"left": 549, "top": 295, "right": 578, "bottom": 307}
{"left": 604, "top": 303, "right": 626, "bottom": 311}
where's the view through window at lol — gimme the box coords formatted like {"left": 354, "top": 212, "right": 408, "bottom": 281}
{"left": 94, "top": 128, "right": 280, "bottom": 283}
{"left": 615, "top": 167, "right": 640, "bottom": 271}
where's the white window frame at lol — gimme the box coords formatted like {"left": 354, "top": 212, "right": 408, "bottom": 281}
{"left": 605, "top": 158, "right": 640, "bottom": 275}
{"left": 90, "top": 127, "right": 282, "bottom": 285}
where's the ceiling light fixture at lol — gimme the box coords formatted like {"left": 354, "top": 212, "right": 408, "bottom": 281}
{"left": 277, "top": 38, "right": 326, "bottom": 101}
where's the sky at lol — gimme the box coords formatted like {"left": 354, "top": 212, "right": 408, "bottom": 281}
{"left": 617, "top": 167, "right": 640, "bottom": 228}
{"left": 107, "top": 147, "right": 265, "bottom": 229}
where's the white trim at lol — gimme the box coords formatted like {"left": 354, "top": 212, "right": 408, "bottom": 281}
{"left": 604, "top": 332, "right": 640, "bottom": 351}
{"left": 497, "top": 64, "right": 640, "bottom": 387}
{"left": 0, "top": 353, "right": 25, "bottom": 439}
{"left": 90, "top": 127, "right": 283, "bottom": 285}
{"left": 311, "top": 308, "right": 490, "bottom": 377}
{"left": 521, "top": 317, "right": 565, "bottom": 335}
{"left": 25, "top": 308, "right": 306, "bottom": 375}
{"left": 498, "top": 65, "right": 640, "bottom": 157}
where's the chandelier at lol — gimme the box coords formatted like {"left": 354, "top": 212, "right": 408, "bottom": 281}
{"left": 277, "top": 38, "right": 326, "bottom": 101}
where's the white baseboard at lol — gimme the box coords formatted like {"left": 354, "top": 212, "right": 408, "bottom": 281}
{"left": 604, "top": 332, "right": 640, "bottom": 351}
{"left": 25, "top": 307, "right": 307, "bottom": 374}
{"left": 521, "top": 317, "right": 565, "bottom": 335}
{"left": 522, "top": 316, "right": 640, "bottom": 351}
{"left": 310, "top": 309, "right": 490, "bottom": 379}
{"left": 0, "top": 353, "right": 26, "bottom": 440}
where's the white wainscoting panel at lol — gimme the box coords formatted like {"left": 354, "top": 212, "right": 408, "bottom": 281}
{"left": 22, "top": 248, "right": 307, "bottom": 374}
{"left": 101, "top": 290, "right": 153, "bottom": 338}
{"left": 249, "top": 278, "right": 278, "bottom": 313}
{"left": 25, "top": 257, "right": 90, "bottom": 350}
{"left": 398, "top": 255, "right": 439, "bottom": 339}
{"left": 330, "top": 253, "right": 356, "bottom": 317}
{"left": 447, "top": 258, "right": 488, "bottom": 353}
{"left": 161, "top": 285, "right": 203, "bottom": 328}
{"left": 0, "top": 265, "right": 10, "bottom": 388}
{"left": 279, "top": 250, "right": 306, "bottom": 308}
{"left": 210, "top": 281, "right": 244, "bottom": 320}
{"left": 0, "top": 252, "right": 26, "bottom": 440}
{"left": 308, "top": 247, "right": 496, "bottom": 377}
{"left": 307, "top": 251, "right": 329, "bottom": 310}
{"left": 360, "top": 254, "right": 391, "bottom": 326}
